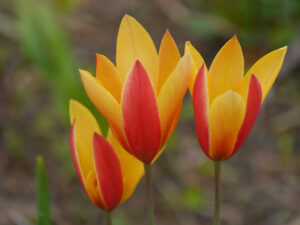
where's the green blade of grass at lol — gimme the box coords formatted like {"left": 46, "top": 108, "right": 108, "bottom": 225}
{"left": 36, "top": 156, "right": 51, "bottom": 225}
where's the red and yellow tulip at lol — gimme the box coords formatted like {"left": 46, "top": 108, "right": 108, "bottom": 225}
{"left": 69, "top": 100, "right": 144, "bottom": 211}
{"left": 188, "top": 35, "right": 287, "bottom": 161}
{"left": 79, "top": 15, "right": 191, "bottom": 163}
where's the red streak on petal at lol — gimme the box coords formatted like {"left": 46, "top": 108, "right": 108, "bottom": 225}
{"left": 93, "top": 133, "right": 123, "bottom": 211}
{"left": 121, "top": 61, "right": 161, "bottom": 163}
{"left": 193, "top": 64, "right": 211, "bottom": 159}
{"left": 232, "top": 74, "right": 262, "bottom": 156}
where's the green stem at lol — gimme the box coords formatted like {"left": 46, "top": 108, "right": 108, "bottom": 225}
{"left": 144, "top": 163, "right": 155, "bottom": 225}
{"left": 214, "top": 161, "right": 221, "bottom": 225}
{"left": 106, "top": 211, "right": 112, "bottom": 225}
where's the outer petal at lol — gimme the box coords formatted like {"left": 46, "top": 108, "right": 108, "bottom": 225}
{"left": 209, "top": 91, "right": 246, "bottom": 160}
{"left": 158, "top": 54, "right": 191, "bottom": 145}
{"left": 237, "top": 46, "right": 287, "bottom": 102}
{"left": 69, "top": 100, "right": 101, "bottom": 179}
{"left": 208, "top": 35, "right": 244, "bottom": 103}
{"left": 184, "top": 41, "right": 207, "bottom": 95}
{"left": 116, "top": 15, "right": 158, "bottom": 87}
{"left": 93, "top": 133, "right": 123, "bottom": 211}
{"left": 232, "top": 75, "right": 262, "bottom": 155}
{"left": 121, "top": 61, "right": 161, "bottom": 163}
{"left": 95, "top": 54, "right": 122, "bottom": 102}
{"left": 192, "top": 65, "right": 210, "bottom": 158}
{"left": 157, "top": 30, "right": 180, "bottom": 93}
{"left": 69, "top": 103, "right": 105, "bottom": 209}
{"left": 70, "top": 122, "right": 87, "bottom": 192}
{"left": 107, "top": 130, "right": 144, "bottom": 203}
{"left": 80, "top": 70, "right": 130, "bottom": 151}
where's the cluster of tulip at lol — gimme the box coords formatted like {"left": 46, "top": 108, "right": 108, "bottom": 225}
{"left": 69, "top": 15, "right": 287, "bottom": 225}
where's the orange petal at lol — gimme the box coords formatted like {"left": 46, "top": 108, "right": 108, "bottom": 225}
{"left": 158, "top": 54, "right": 191, "bottom": 145}
{"left": 208, "top": 35, "right": 244, "bottom": 103}
{"left": 184, "top": 41, "right": 207, "bottom": 95}
{"left": 236, "top": 46, "right": 287, "bottom": 102}
{"left": 93, "top": 133, "right": 123, "bottom": 211}
{"left": 209, "top": 91, "right": 246, "bottom": 160}
{"left": 107, "top": 130, "right": 144, "bottom": 203}
{"left": 116, "top": 15, "right": 158, "bottom": 87}
{"left": 121, "top": 61, "right": 161, "bottom": 163}
{"left": 95, "top": 54, "right": 122, "bottom": 102}
{"left": 157, "top": 30, "right": 180, "bottom": 93}
{"left": 80, "top": 70, "right": 127, "bottom": 149}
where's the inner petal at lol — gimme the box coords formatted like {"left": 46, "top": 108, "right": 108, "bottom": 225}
{"left": 209, "top": 90, "right": 246, "bottom": 160}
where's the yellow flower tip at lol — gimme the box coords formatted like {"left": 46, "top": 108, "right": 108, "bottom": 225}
{"left": 79, "top": 69, "right": 91, "bottom": 79}
{"left": 121, "top": 14, "right": 136, "bottom": 24}
{"left": 185, "top": 41, "right": 192, "bottom": 47}
{"left": 279, "top": 45, "right": 288, "bottom": 54}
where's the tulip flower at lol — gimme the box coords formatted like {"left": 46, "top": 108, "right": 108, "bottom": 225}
{"left": 69, "top": 100, "right": 144, "bottom": 224}
{"left": 187, "top": 35, "right": 287, "bottom": 225}
{"left": 79, "top": 15, "right": 191, "bottom": 225}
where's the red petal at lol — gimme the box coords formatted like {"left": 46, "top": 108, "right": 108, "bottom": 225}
{"left": 232, "top": 74, "right": 262, "bottom": 155}
{"left": 70, "top": 121, "right": 87, "bottom": 193}
{"left": 121, "top": 61, "right": 161, "bottom": 163}
{"left": 193, "top": 64, "right": 211, "bottom": 158}
{"left": 93, "top": 133, "right": 123, "bottom": 211}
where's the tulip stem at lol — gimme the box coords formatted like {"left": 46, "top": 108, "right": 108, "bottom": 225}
{"left": 144, "top": 163, "right": 155, "bottom": 225}
{"left": 106, "top": 211, "right": 112, "bottom": 225}
{"left": 214, "top": 161, "right": 221, "bottom": 225}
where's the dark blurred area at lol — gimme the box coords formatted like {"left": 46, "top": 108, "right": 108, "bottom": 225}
{"left": 1, "top": 0, "right": 300, "bottom": 224}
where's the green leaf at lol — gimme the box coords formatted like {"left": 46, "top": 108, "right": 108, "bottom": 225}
{"left": 36, "top": 156, "right": 51, "bottom": 225}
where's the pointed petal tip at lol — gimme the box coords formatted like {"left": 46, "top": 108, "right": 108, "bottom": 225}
{"left": 185, "top": 41, "right": 191, "bottom": 47}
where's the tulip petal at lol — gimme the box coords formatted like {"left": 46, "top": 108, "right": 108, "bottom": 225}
{"left": 232, "top": 75, "right": 262, "bottom": 155}
{"left": 121, "top": 61, "right": 161, "bottom": 163}
{"left": 116, "top": 15, "right": 158, "bottom": 86}
{"left": 237, "top": 46, "right": 287, "bottom": 102}
{"left": 85, "top": 170, "right": 106, "bottom": 209}
{"left": 70, "top": 103, "right": 106, "bottom": 209}
{"left": 192, "top": 65, "right": 210, "bottom": 157}
{"left": 80, "top": 70, "right": 130, "bottom": 151}
{"left": 69, "top": 100, "right": 101, "bottom": 179}
{"left": 157, "top": 30, "right": 180, "bottom": 93}
{"left": 93, "top": 133, "right": 123, "bottom": 211}
{"left": 208, "top": 35, "right": 244, "bottom": 103}
{"left": 95, "top": 54, "right": 122, "bottom": 102}
{"left": 70, "top": 121, "right": 87, "bottom": 192}
{"left": 107, "top": 130, "right": 144, "bottom": 203}
{"left": 209, "top": 91, "right": 246, "bottom": 160}
{"left": 158, "top": 54, "right": 191, "bottom": 145}
{"left": 184, "top": 41, "right": 207, "bottom": 95}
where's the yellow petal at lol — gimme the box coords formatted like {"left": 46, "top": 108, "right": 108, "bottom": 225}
{"left": 158, "top": 54, "right": 191, "bottom": 145}
{"left": 107, "top": 130, "right": 144, "bottom": 203}
{"left": 209, "top": 91, "right": 246, "bottom": 160}
{"left": 208, "top": 36, "right": 244, "bottom": 103}
{"left": 95, "top": 54, "right": 122, "bottom": 102}
{"left": 116, "top": 15, "right": 158, "bottom": 88}
{"left": 184, "top": 41, "right": 207, "bottom": 95}
{"left": 69, "top": 99, "right": 101, "bottom": 179}
{"left": 237, "top": 46, "right": 287, "bottom": 102}
{"left": 157, "top": 31, "right": 180, "bottom": 93}
{"left": 80, "top": 70, "right": 126, "bottom": 146}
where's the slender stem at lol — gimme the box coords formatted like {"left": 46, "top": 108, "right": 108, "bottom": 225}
{"left": 144, "top": 163, "right": 155, "bottom": 225}
{"left": 214, "top": 161, "right": 221, "bottom": 225}
{"left": 106, "top": 211, "right": 112, "bottom": 225}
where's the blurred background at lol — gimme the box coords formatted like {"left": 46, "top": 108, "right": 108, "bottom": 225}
{"left": 0, "top": 0, "right": 300, "bottom": 224}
